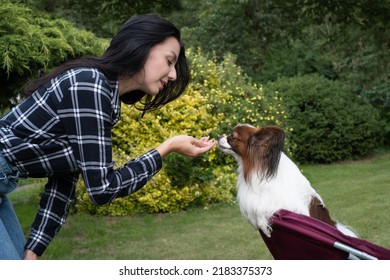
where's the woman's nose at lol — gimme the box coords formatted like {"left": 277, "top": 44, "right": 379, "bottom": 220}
{"left": 168, "top": 66, "right": 177, "bottom": 81}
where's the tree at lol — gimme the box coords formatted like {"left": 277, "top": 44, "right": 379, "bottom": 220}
{"left": 16, "top": 0, "right": 183, "bottom": 37}
{"left": 177, "top": 0, "right": 301, "bottom": 80}
{"left": 0, "top": 2, "right": 106, "bottom": 109}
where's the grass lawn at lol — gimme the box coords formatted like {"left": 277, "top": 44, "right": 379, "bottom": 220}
{"left": 9, "top": 151, "right": 390, "bottom": 260}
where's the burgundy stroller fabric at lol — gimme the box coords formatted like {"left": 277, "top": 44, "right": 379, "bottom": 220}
{"left": 259, "top": 209, "right": 390, "bottom": 260}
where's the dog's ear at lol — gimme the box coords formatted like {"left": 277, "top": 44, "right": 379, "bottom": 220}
{"left": 247, "top": 126, "right": 285, "bottom": 180}
{"left": 250, "top": 126, "right": 285, "bottom": 150}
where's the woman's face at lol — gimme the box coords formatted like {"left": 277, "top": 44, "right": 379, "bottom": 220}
{"left": 119, "top": 36, "right": 180, "bottom": 96}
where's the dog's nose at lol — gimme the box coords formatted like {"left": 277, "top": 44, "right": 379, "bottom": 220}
{"left": 217, "top": 136, "right": 222, "bottom": 141}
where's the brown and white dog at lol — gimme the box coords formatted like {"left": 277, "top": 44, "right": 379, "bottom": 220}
{"left": 217, "top": 124, "right": 357, "bottom": 237}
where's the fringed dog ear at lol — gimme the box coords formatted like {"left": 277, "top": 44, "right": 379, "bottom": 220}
{"left": 251, "top": 126, "right": 285, "bottom": 150}
{"left": 250, "top": 126, "right": 285, "bottom": 180}
{"left": 269, "top": 126, "right": 285, "bottom": 153}
{"left": 250, "top": 126, "right": 285, "bottom": 152}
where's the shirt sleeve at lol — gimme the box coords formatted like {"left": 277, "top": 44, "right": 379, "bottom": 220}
{"left": 57, "top": 69, "right": 162, "bottom": 205}
{"left": 25, "top": 173, "right": 78, "bottom": 256}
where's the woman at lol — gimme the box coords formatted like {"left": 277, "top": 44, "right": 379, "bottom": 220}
{"left": 0, "top": 14, "right": 214, "bottom": 260}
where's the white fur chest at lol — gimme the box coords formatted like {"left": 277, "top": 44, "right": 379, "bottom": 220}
{"left": 236, "top": 153, "right": 320, "bottom": 236}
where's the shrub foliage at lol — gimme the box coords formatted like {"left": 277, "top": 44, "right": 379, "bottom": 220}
{"left": 0, "top": 2, "right": 106, "bottom": 109}
{"left": 264, "top": 74, "right": 384, "bottom": 163}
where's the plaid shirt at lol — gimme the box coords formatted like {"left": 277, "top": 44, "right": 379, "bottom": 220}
{"left": 0, "top": 68, "right": 162, "bottom": 256}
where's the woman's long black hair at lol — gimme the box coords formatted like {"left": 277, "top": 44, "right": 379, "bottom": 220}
{"left": 23, "top": 14, "right": 190, "bottom": 114}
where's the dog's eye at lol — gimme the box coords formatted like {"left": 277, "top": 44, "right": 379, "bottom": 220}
{"left": 228, "top": 134, "right": 237, "bottom": 140}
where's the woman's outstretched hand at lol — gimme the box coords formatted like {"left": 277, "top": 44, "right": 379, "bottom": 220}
{"left": 156, "top": 135, "right": 215, "bottom": 158}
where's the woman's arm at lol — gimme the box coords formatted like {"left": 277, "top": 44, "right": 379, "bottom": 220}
{"left": 24, "top": 173, "right": 78, "bottom": 257}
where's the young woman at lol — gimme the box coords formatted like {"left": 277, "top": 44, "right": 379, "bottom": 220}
{"left": 0, "top": 14, "right": 214, "bottom": 260}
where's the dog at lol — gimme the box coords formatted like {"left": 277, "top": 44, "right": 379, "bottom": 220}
{"left": 217, "top": 124, "right": 357, "bottom": 238}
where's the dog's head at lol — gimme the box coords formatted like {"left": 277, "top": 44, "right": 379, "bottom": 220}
{"left": 217, "top": 124, "right": 285, "bottom": 182}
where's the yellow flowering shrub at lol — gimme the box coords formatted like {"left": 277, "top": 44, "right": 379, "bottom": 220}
{"left": 188, "top": 49, "right": 287, "bottom": 135}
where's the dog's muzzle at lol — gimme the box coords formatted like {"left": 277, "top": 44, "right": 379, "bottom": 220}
{"left": 217, "top": 136, "right": 233, "bottom": 152}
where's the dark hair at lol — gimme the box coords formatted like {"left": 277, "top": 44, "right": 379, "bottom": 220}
{"left": 23, "top": 14, "right": 190, "bottom": 114}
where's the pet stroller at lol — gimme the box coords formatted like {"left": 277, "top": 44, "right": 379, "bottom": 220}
{"left": 259, "top": 209, "right": 390, "bottom": 260}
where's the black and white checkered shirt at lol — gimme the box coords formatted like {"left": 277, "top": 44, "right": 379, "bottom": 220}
{"left": 0, "top": 68, "right": 162, "bottom": 256}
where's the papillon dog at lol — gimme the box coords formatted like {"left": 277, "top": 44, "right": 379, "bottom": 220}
{"left": 217, "top": 124, "right": 357, "bottom": 238}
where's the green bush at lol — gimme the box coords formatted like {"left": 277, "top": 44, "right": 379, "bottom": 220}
{"left": 258, "top": 22, "right": 390, "bottom": 147}
{"left": 362, "top": 78, "right": 390, "bottom": 146}
{"left": 0, "top": 2, "right": 107, "bottom": 109}
{"left": 264, "top": 74, "right": 384, "bottom": 163}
